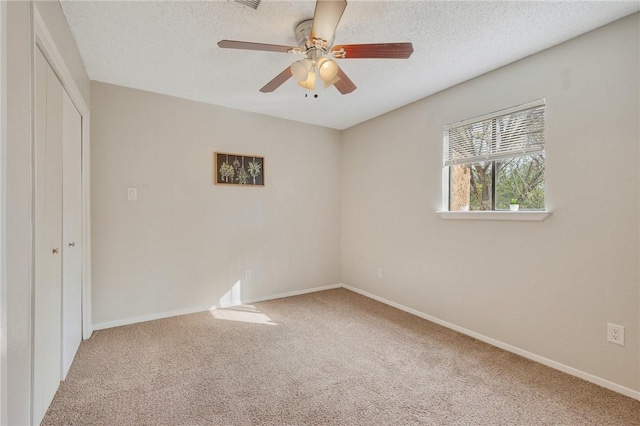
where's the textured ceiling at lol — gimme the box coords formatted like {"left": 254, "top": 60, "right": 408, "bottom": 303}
{"left": 61, "top": 1, "right": 639, "bottom": 130}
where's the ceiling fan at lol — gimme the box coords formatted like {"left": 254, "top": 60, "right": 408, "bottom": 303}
{"left": 218, "top": 0, "right": 414, "bottom": 95}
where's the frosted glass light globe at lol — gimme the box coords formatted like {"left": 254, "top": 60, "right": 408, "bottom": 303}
{"left": 317, "top": 58, "right": 339, "bottom": 82}
{"left": 291, "top": 59, "right": 312, "bottom": 82}
{"left": 297, "top": 70, "right": 316, "bottom": 90}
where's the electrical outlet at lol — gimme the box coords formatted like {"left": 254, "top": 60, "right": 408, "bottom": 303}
{"left": 244, "top": 269, "right": 252, "bottom": 280}
{"left": 607, "top": 323, "right": 625, "bottom": 345}
{"left": 377, "top": 268, "right": 384, "bottom": 279}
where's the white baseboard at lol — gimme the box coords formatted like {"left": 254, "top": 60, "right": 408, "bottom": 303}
{"left": 91, "top": 283, "right": 343, "bottom": 331}
{"left": 92, "top": 304, "right": 212, "bottom": 331}
{"left": 342, "top": 284, "right": 640, "bottom": 401}
{"left": 239, "top": 283, "right": 342, "bottom": 305}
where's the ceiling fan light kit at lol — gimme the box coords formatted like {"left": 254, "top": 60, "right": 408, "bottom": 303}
{"left": 291, "top": 57, "right": 339, "bottom": 91}
{"left": 217, "top": 0, "right": 414, "bottom": 95}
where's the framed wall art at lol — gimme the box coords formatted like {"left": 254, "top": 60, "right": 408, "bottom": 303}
{"left": 214, "top": 152, "right": 265, "bottom": 186}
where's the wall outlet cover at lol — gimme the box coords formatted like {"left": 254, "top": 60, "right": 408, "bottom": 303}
{"left": 607, "top": 323, "right": 625, "bottom": 345}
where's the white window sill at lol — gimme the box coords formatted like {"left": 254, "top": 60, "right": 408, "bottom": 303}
{"left": 436, "top": 211, "right": 552, "bottom": 221}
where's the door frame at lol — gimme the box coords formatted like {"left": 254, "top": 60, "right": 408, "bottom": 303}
{"left": 33, "top": 6, "right": 92, "bottom": 342}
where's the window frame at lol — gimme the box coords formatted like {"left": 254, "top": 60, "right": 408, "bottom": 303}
{"left": 439, "top": 100, "right": 551, "bottom": 221}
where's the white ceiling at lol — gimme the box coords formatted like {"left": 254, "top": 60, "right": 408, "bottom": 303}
{"left": 60, "top": 1, "right": 639, "bottom": 130}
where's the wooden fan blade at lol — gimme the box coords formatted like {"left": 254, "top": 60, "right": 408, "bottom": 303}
{"left": 334, "top": 66, "right": 356, "bottom": 95}
{"left": 218, "top": 40, "right": 297, "bottom": 53}
{"left": 332, "top": 43, "right": 414, "bottom": 59}
{"left": 310, "top": 0, "right": 347, "bottom": 47}
{"left": 260, "top": 67, "right": 293, "bottom": 93}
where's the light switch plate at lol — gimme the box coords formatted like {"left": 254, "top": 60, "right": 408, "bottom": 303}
{"left": 127, "top": 187, "right": 137, "bottom": 201}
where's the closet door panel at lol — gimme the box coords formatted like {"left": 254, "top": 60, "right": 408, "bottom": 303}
{"left": 33, "top": 48, "right": 63, "bottom": 424}
{"left": 61, "top": 91, "right": 82, "bottom": 379}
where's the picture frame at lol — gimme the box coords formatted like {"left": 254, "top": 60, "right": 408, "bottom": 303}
{"left": 214, "top": 152, "right": 265, "bottom": 186}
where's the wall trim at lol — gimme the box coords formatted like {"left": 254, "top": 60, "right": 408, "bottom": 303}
{"left": 92, "top": 284, "right": 342, "bottom": 331}
{"left": 436, "top": 210, "right": 552, "bottom": 221}
{"left": 33, "top": 8, "right": 88, "bottom": 114}
{"left": 341, "top": 284, "right": 640, "bottom": 401}
{"left": 33, "top": 5, "right": 92, "bottom": 339}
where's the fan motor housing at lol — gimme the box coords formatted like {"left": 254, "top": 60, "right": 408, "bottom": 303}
{"left": 294, "top": 19, "right": 334, "bottom": 50}
{"left": 294, "top": 19, "right": 313, "bottom": 48}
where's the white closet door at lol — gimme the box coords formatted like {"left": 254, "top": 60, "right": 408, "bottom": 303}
{"left": 34, "top": 48, "right": 63, "bottom": 424}
{"left": 61, "top": 91, "right": 82, "bottom": 379}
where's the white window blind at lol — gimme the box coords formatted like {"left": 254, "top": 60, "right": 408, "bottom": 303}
{"left": 444, "top": 100, "right": 545, "bottom": 166}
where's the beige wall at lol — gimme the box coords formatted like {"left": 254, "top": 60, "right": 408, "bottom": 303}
{"left": 90, "top": 82, "right": 341, "bottom": 326}
{"left": 341, "top": 13, "right": 640, "bottom": 392}
{"left": 5, "top": 1, "right": 89, "bottom": 423}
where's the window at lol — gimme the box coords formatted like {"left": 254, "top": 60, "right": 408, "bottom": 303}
{"left": 444, "top": 100, "right": 545, "bottom": 211}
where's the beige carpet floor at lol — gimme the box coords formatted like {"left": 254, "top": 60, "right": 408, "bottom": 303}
{"left": 44, "top": 288, "right": 640, "bottom": 425}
